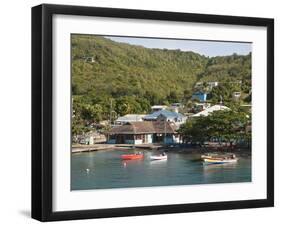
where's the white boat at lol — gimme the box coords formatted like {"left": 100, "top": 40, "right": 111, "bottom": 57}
{"left": 150, "top": 154, "right": 167, "bottom": 161}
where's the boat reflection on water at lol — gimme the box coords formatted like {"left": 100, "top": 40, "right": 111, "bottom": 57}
{"left": 203, "top": 161, "right": 238, "bottom": 175}
{"left": 122, "top": 159, "right": 144, "bottom": 168}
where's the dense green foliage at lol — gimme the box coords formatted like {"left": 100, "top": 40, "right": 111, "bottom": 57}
{"left": 72, "top": 35, "right": 208, "bottom": 104}
{"left": 71, "top": 35, "right": 252, "bottom": 135}
{"left": 198, "top": 54, "right": 251, "bottom": 84}
{"left": 198, "top": 54, "right": 252, "bottom": 105}
{"left": 178, "top": 110, "right": 251, "bottom": 146}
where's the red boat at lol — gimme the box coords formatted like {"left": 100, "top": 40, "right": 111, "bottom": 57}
{"left": 121, "top": 153, "right": 144, "bottom": 160}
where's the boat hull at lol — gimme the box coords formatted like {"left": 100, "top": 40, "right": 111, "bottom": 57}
{"left": 150, "top": 155, "right": 167, "bottom": 161}
{"left": 203, "top": 158, "right": 238, "bottom": 164}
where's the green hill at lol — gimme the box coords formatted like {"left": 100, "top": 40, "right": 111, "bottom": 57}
{"left": 72, "top": 35, "right": 209, "bottom": 103}
{"left": 71, "top": 35, "right": 251, "bottom": 132}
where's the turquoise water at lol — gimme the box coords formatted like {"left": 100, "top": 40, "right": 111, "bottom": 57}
{"left": 71, "top": 149, "right": 251, "bottom": 190}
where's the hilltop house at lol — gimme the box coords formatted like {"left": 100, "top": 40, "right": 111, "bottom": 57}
{"left": 107, "top": 121, "right": 180, "bottom": 144}
{"left": 195, "top": 81, "right": 218, "bottom": 90}
{"left": 170, "top": 103, "right": 183, "bottom": 113}
{"left": 232, "top": 91, "right": 241, "bottom": 101}
{"left": 191, "top": 104, "right": 230, "bottom": 117}
{"left": 143, "top": 109, "right": 186, "bottom": 125}
{"left": 193, "top": 103, "right": 211, "bottom": 112}
{"left": 192, "top": 91, "right": 208, "bottom": 102}
{"left": 151, "top": 105, "right": 167, "bottom": 112}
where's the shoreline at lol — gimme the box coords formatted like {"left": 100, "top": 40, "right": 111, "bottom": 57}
{"left": 72, "top": 143, "right": 251, "bottom": 156}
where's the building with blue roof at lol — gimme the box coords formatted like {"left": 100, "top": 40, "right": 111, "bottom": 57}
{"left": 143, "top": 109, "right": 186, "bottom": 125}
{"left": 192, "top": 91, "right": 208, "bottom": 102}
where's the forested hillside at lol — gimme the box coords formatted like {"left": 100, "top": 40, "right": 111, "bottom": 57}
{"left": 72, "top": 35, "right": 208, "bottom": 103}
{"left": 71, "top": 35, "right": 251, "bottom": 133}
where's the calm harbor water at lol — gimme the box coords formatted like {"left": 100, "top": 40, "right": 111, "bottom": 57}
{"left": 71, "top": 149, "right": 251, "bottom": 190}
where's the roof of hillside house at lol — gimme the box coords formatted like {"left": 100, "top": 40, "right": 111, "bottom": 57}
{"left": 151, "top": 105, "right": 167, "bottom": 109}
{"left": 143, "top": 109, "right": 185, "bottom": 120}
{"left": 192, "top": 104, "right": 230, "bottom": 117}
{"left": 108, "top": 121, "right": 178, "bottom": 135}
{"left": 116, "top": 114, "right": 146, "bottom": 123}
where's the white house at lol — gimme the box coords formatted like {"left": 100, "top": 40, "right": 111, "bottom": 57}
{"left": 232, "top": 92, "right": 241, "bottom": 101}
{"left": 151, "top": 105, "right": 167, "bottom": 112}
{"left": 195, "top": 81, "right": 219, "bottom": 90}
{"left": 170, "top": 103, "right": 183, "bottom": 113}
{"left": 192, "top": 104, "right": 230, "bottom": 117}
{"left": 115, "top": 114, "right": 146, "bottom": 125}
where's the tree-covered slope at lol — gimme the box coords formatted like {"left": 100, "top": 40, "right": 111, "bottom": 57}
{"left": 71, "top": 35, "right": 251, "bottom": 132}
{"left": 198, "top": 54, "right": 251, "bottom": 91}
{"left": 72, "top": 35, "right": 208, "bottom": 104}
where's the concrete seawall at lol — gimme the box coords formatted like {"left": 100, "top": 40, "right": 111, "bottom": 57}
{"left": 72, "top": 144, "right": 116, "bottom": 153}
{"left": 72, "top": 143, "right": 166, "bottom": 153}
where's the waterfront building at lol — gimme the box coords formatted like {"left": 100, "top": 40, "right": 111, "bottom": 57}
{"left": 107, "top": 121, "right": 180, "bottom": 144}
{"left": 73, "top": 131, "right": 106, "bottom": 145}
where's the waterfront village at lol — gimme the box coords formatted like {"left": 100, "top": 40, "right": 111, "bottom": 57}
{"left": 72, "top": 81, "right": 251, "bottom": 154}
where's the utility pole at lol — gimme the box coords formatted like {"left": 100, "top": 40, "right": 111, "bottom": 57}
{"left": 109, "top": 99, "right": 112, "bottom": 126}
{"left": 219, "top": 95, "right": 223, "bottom": 108}
{"left": 164, "top": 119, "right": 167, "bottom": 144}
{"left": 109, "top": 99, "right": 117, "bottom": 127}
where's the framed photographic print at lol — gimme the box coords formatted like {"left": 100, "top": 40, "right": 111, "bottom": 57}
{"left": 31, "top": 4, "right": 274, "bottom": 221}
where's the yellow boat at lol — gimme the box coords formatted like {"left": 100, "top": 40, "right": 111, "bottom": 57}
{"left": 201, "top": 153, "right": 238, "bottom": 164}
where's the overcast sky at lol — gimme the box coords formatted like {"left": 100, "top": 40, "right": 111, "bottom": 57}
{"left": 106, "top": 36, "right": 251, "bottom": 57}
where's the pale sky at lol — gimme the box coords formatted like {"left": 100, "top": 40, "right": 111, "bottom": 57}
{"left": 106, "top": 36, "right": 251, "bottom": 57}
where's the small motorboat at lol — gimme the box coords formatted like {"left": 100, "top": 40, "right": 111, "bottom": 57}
{"left": 150, "top": 153, "right": 167, "bottom": 161}
{"left": 201, "top": 153, "right": 238, "bottom": 164}
{"left": 121, "top": 153, "right": 144, "bottom": 160}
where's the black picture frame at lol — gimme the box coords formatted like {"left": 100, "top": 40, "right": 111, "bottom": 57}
{"left": 32, "top": 4, "right": 274, "bottom": 222}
